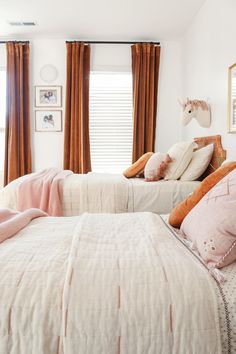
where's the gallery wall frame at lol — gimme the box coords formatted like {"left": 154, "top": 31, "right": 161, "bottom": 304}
{"left": 35, "top": 85, "right": 62, "bottom": 108}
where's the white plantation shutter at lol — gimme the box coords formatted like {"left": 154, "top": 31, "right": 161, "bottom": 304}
{"left": 89, "top": 72, "right": 133, "bottom": 173}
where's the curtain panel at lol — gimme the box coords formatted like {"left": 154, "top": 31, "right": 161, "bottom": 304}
{"left": 131, "top": 43, "right": 161, "bottom": 163}
{"left": 4, "top": 42, "right": 32, "bottom": 186}
{"left": 64, "top": 42, "right": 91, "bottom": 173}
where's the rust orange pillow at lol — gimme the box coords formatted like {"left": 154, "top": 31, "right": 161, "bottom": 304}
{"left": 123, "top": 152, "right": 153, "bottom": 178}
{"left": 169, "top": 162, "right": 236, "bottom": 228}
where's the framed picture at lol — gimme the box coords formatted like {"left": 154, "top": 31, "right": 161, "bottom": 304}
{"left": 35, "top": 86, "right": 62, "bottom": 107}
{"left": 35, "top": 110, "right": 62, "bottom": 132}
{"left": 227, "top": 63, "right": 236, "bottom": 133}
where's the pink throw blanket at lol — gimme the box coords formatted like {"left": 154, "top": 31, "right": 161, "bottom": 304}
{"left": 0, "top": 208, "right": 47, "bottom": 243}
{"left": 17, "top": 168, "right": 73, "bottom": 216}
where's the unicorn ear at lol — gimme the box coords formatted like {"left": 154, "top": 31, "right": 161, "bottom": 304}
{"left": 178, "top": 99, "right": 185, "bottom": 107}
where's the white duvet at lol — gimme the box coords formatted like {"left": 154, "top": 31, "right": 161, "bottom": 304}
{"left": 0, "top": 172, "right": 200, "bottom": 215}
{"left": 0, "top": 212, "right": 223, "bottom": 354}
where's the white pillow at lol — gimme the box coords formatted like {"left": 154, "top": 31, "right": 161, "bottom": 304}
{"left": 180, "top": 143, "right": 214, "bottom": 181}
{"left": 164, "top": 141, "right": 196, "bottom": 180}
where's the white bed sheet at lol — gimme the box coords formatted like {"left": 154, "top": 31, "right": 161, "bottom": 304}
{"left": 128, "top": 178, "right": 200, "bottom": 214}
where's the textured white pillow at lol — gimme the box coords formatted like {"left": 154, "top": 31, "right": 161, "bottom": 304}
{"left": 164, "top": 141, "right": 196, "bottom": 180}
{"left": 180, "top": 143, "right": 214, "bottom": 181}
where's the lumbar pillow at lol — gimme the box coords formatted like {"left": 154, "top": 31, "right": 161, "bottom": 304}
{"left": 180, "top": 168, "right": 236, "bottom": 273}
{"left": 169, "top": 162, "right": 236, "bottom": 228}
{"left": 123, "top": 152, "right": 153, "bottom": 178}
{"left": 180, "top": 143, "right": 214, "bottom": 181}
{"left": 144, "top": 152, "right": 172, "bottom": 181}
{"left": 164, "top": 141, "right": 196, "bottom": 180}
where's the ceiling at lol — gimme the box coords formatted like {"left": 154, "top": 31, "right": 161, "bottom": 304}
{"left": 0, "top": 0, "right": 206, "bottom": 41}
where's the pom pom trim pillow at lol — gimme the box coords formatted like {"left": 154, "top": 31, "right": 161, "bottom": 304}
{"left": 144, "top": 153, "right": 172, "bottom": 181}
{"left": 164, "top": 141, "right": 196, "bottom": 180}
{"left": 180, "top": 143, "right": 214, "bottom": 181}
{"left": 181, "top": 168, "right": 236, "bottom": 272}
{"left": 123, "top": 152, "right": 153, "bottom": 178}
{"left": 169, "top": 162, "right": 236, "bottom": 228}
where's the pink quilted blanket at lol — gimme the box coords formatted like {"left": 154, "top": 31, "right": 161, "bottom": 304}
{"left": 17, "top": 168, "right": 73, "bottom": 216}
{"left": 0, "top": 208, "right": 46, "bottom": 243}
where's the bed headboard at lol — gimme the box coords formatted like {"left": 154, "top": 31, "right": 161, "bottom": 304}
{"left": 194, "top": 135, "right": 227, "bottom": 178}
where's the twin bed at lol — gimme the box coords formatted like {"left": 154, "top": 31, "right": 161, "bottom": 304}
{"left": 0, "top": 172, "right": 200, "bottom": 215}
{"left": 0, "top": 135, "right": 235, "bottom": 354}
{"left": 0, "top": 135, "right": 226, "bottom": 215}
{"left": 0, "top": 212, "right": 235, "bottom": 353}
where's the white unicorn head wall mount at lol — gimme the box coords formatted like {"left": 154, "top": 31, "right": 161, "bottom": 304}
{"left": 179, "top": 98, "right": 211, "bottom": 128}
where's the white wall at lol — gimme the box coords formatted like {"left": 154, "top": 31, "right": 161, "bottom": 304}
{"left": 181, "top": 0, "right": 236, "bottom": 159}
{"left": 156, "top": 41, "right": 182, "bottom": 152}
{"left": 30, "top": 39, "right": 182, "bottom": 170}
{"left": 91, "top": 43, "right": 131, "bottom": 72}
{"left": 31, "top": 39, "right": 66, "bottom": 171}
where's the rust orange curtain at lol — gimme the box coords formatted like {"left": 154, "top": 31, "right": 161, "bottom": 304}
{"left": 131, "top": 43, "right": 161, "bottom": 162}
{"left": 64, "top": 42, "right": 91, "bottom": 173}
{"left": 4, "top": 42, "right": 32, "bottom": 186}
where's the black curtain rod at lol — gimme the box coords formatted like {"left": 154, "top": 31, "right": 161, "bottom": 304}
{"left": 66, "top": 40, "right": 160, "bottom": 45}
{"left": 0, "top": 40, "right": 160, "bottom": 45}
{"left": 0, "top": 40, "right": 29, "bottom": 44}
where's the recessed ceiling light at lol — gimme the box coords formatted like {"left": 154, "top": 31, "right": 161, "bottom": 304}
{"left": 8, "top": 21, "right": 36, "bottom": 26}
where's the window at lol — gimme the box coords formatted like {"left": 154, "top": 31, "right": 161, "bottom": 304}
{"left": 0, "top": 69, "right": 6, "bottom": 171}
{"left": 89, "top": 72, "right": 133, "bottom": 173}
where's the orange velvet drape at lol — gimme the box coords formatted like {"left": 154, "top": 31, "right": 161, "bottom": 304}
{"left": 4, "top": 42, "right": 32, "bottom": 186}
{"left": 131, "top": 43, "right": 161, "bottom": 163}
{"left": 64, "top": 42, "right": 91, "bottom": 173}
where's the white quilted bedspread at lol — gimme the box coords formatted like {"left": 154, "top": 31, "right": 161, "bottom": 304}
{"left": 62, "top": 173, "right": 129, "bottom": 215}
{"left": 0, "top": 212, "right": 223, "bottom": 354}
{"left": 0, "top": 173, "right": 129, "bottom": 215}
{"left": 0, "top": 173, "right": 200, "bottom": 216}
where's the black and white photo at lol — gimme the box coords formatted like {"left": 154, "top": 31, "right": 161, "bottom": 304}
{"left": 35, "top": 110, "right": 62, "bottom": 132}
{"left": 35, "top": 86, "right": 62, "bottom": 107}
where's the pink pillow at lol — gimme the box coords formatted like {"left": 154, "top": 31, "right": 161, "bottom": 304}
{"left": 144, "top": 152, "right": 172, "bottom": 181}
{"left": 181, "top": 169, "right": 236, "bottom": 271}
